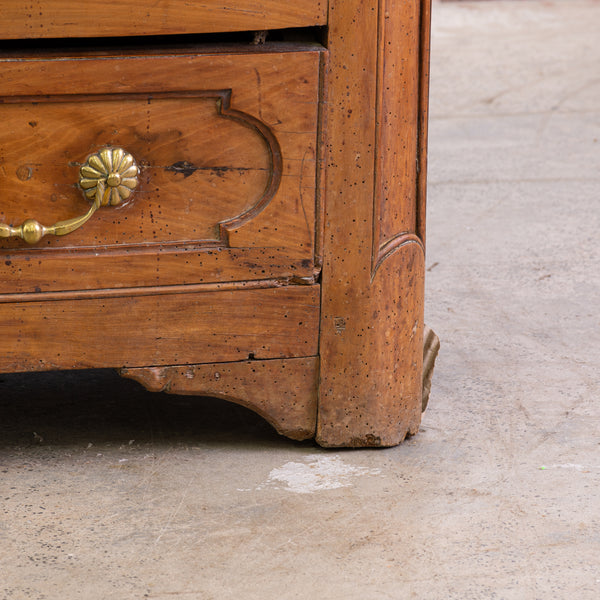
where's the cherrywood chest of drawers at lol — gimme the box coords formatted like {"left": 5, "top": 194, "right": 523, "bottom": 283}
{"left": 0, "top": 0, "right": 431, "bottom": 447}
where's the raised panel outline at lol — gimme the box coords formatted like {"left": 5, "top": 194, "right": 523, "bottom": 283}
{"left": 0, "top": 89, "right": 282, "bottom": 256}
{"left": 370, "top": 0, "right": 426, "bottom": 279}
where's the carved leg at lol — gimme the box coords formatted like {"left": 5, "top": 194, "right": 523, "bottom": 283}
{"left": 120, "top": 357, "right": 318, "bottom": 441}
{"left": 317, "top": 0, "right": 431, "bottom": 447}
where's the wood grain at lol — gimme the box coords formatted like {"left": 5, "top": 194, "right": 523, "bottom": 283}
{"left": 0, "top": 1, "right": 327, "bottom": 40}
{"left": 0, "top": 3, "right": 433, "bottom": 447}
{"left": 0, "top": 93, "right": 274, "bottom": 244}
{"left": 121, "top": 357, "right": 319, "bottom": 441}
{"left": 0, "top": 285, "right": 320, "bottom": 372}
{"left": 372, "top": 0, "right": 421, "bottom": 272}
{"left": 0, "top": 50, "right": 324, "bottom": 293}
{"left": 316, "top": 0, "right": 430, "bottom": 447}
{"left": 417, "top": 0, "right": 433, "bottom": 246}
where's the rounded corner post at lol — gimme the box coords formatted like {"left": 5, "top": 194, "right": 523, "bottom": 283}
{"left": 317, "top": 0, "right": 430, "bottom": 447}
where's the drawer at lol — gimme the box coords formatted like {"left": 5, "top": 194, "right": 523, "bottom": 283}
{"left": 0, "top": 285, "right": 321, "bottom": 371}
{"left": 0, "top": 1, "right": 327, "bottom": 39}
{"left": 0, "top": 46, "right": 325, "bottom": 294}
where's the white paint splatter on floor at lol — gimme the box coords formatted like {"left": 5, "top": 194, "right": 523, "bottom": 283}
{"left": 255, "top": 454, "right": 381, "bottom": 494}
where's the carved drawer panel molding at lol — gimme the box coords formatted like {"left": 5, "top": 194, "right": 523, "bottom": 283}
{"left": 0, "top": 49, "right": 325, "bottom": 293}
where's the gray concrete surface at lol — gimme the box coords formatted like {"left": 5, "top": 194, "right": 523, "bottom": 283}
{"left": 1, "top": 1, "right": 599, "bottom": 598}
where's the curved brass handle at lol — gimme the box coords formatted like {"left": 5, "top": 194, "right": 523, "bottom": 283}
{"left": 0, "top": 147, "right": 138, "bottom": 245}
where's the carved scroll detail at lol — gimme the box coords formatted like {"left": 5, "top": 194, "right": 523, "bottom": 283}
{"left": 120, "top": 357, "right": 318, "bottom": 441}
{"left": 371, "top": 232, "right": 424, "bottom": 279}
{"left": 215, "top": 90, "right": 283, "bottom": 242}
{"left": 370, "top": 0, "right": 429, "bottom": 276}
{"left": 0, "top": 90, "right": 282, "bottom": 253}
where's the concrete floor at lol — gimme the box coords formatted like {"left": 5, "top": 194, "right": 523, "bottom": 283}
{"left": 2, "top": 1, "right": 599, "bottom": 598}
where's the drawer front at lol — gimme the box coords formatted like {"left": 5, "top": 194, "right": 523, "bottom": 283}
{"left": 0, "top": 1, "right": 327, "bottom": 39}
{"left": 0, "top": 48, "right": 325, "bottom": 293}
{"left": 0, "top": 284, "right": 321, "bottom": 372}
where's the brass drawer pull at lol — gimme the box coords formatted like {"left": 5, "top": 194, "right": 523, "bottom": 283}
{"left": 0, "top": 147, "right": 138, "bottom": 245}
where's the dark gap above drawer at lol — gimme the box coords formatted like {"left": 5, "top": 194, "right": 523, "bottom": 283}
{"left": 0, "top": 28, "right": 327, "bottom": 58}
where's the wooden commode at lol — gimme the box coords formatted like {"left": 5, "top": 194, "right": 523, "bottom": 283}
{"left": 0, "top": 0, "right": 432, "bottom": 447}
